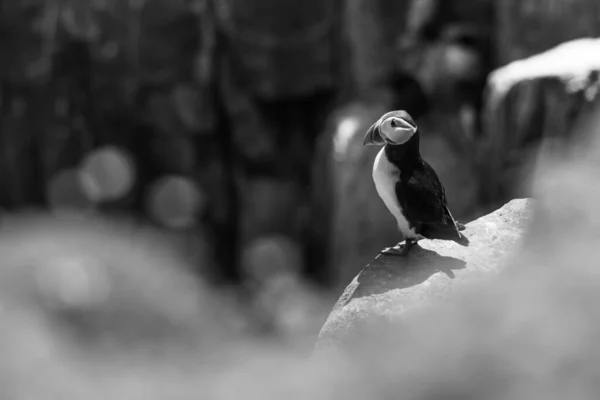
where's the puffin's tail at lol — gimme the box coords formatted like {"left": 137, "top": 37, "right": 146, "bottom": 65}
{"left": 445, "top": 206, "right": 469, "bottom": 246}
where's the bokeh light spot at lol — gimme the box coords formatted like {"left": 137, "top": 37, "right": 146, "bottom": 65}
{"left": 35, "top": 255, "right": 111, "bottom": 312}
{"left": 79, "top": 146, "right": 135, "bottom": 202}
{"left": 241, "top": 236, "right": 303, "bottom": 283}
{"left": 334, "top": 116, "right": 360, "bottom": 161}
{"left": 147, "top": 175, "right": 205, "bottom": 229}
{"left": 441, "top": 43, "right": 480, "bottom": 81}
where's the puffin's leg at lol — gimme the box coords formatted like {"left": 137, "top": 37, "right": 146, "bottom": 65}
{"left": 380, "top": 238, "right": 419, "bottom": 257}
{"left": 398, "top": 238, "right": 419, "bottom": 256}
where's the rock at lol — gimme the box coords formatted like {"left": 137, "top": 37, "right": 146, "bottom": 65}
{"left": 476, "top": 38, "right": 600, "bottom": 211}
{"left": 474, "top": 0, "right": 600, "bottom": 212}
{"left": 316, "top": 197, "right": 533, "bottom": 349}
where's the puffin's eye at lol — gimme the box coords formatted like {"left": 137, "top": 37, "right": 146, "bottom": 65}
{"left": 390, "top": 119, "right": 397, "bottom": 128}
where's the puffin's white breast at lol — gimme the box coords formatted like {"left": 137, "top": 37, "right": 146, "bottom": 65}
{"left": 372, "top": 147, "right": 416, "bottom": 238}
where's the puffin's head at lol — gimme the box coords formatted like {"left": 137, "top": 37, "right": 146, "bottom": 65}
{"left": 363, "top": 110, "right": 417, "bottom": 146}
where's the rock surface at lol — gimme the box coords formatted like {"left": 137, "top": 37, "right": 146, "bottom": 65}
{"left": 316, "top": 197, "right": 533, "bottom": 349}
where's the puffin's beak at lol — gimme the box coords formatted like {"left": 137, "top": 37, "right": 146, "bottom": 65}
{"left": 363, "top": 121, "right": 385, "bottom": 146}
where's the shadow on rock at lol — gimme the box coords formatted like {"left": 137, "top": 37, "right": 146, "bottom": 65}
{"left": 316, "top": 198, "right": 533, "bottom": 351}
{"left": 344, "top": 245, "right": 467, "bottom": 306}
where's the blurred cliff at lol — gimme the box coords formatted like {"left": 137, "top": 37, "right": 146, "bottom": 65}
{"left": 0, "top": 0, "right": 599, "bottom": 296}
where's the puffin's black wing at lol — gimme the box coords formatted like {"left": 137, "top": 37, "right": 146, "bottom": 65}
{"left": 396, "top": 162, "right": 469, "bottom": 245}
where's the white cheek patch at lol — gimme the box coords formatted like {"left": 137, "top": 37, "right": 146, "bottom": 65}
{"left": 387, "top": 128, "right": 415, "bottom": 145}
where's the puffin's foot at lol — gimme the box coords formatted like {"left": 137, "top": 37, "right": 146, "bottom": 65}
{"left": 456, "top": 222, "right": 466, "bottom": 231}
{"left": 380, "top": 239, "right": 419, "bottom": 257}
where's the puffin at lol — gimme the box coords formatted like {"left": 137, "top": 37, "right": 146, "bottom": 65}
{"left": 363, "top": 110, "right": 469, "bottom": 256}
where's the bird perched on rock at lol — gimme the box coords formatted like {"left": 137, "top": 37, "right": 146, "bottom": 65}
{"left": 363, "top": 110, "right": 469, "bottom": 256}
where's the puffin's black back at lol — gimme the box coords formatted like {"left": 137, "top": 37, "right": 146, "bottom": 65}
{"left": 385, "top": 131, "right": 469, "bottom": 246}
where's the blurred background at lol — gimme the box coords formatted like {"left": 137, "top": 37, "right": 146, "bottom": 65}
{"left": 1, "top": 0, "right": 600, "bottom": 383}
